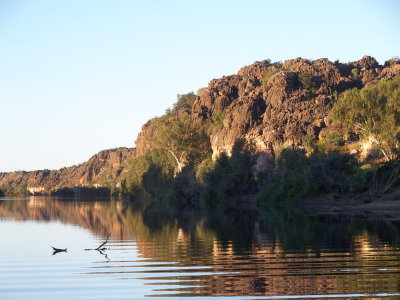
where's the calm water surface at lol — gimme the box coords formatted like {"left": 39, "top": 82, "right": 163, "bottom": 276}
{"left": 1, "top": 197, "right": 400, "bottom": 299}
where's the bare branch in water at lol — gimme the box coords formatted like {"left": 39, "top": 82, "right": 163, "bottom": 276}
{"left": 96, "top": 233, "right": 110, "bottom": 251}
{"left": 84, "top": 234, "right": 111, "bottom": 261}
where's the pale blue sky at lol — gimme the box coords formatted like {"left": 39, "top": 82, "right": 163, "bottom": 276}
{"left": 0, "top": 0, "right": 399, "bottom": 172}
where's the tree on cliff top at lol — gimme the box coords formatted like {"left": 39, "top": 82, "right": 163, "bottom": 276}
{"left": 331, "top": 75, "right": 400, "bottom": 161}
{"left": 173, "top": 92, "right": 196, "bottom": 112}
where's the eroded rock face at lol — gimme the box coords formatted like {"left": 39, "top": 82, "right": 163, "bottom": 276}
{"left": 5, "top": 56, "right": 398, "bottom": 192}
{"left": 135, "top": 119, "right": 160, "bottom": 157}
{"left": 136, "top": 56, "right": 400, "bottom": 160}
{"left": 0, "top": 147, "right": 136, "bottom": 191}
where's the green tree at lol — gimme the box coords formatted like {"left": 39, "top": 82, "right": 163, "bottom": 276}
{"left": 331, "top": 75, "right": 400, "bottom": 161}
{"left": 124, "top": 149, "right": 175, "bottom": 197}
{"left": 302, "top": 133, "right": 317, "bottom": 153}
{"left": 318, "top": 130, "right": 345, "bottom": 150}
{"left": 154, "top": 115, "right": 211, "bottom": 174}
{"left": 261, "top": 67, "right": 278, "bottom": 85}
{"left": 384, "top": 57, "right": 400, "bottom": 67}
{"left": 0, "top": 183, "right": 29, "bottom": 196}
{"left": 351, "top": 68, "right": 361, "bottom": 82}
{"left": 173, "top": 92, "right": 197, "bottom": 112}
{"left": 259, "top": 149, "right": 313, "bottom": 204}
{"left": 297, "top": 73, "right": 319, "bottom": 92}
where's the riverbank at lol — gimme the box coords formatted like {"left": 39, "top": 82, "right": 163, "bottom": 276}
{"left": 300, "top": 189, "right": 400, "bottom": 220}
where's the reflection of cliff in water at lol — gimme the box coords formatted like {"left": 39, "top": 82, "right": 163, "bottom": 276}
{"left": 0, "top": 197, "right": 139, "bottom": 238}
{"left": 0, "top": 197, "right": 399, "bottom": 250}
{"left": 1, "top": 197, "right": 400, "bottom": 297}
{"left": 0, "top": 197, "right": 399, "bottom": 255}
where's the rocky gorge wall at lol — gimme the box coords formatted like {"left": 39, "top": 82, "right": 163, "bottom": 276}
{"left": 136, "top": 56, "right": 400, "bottom": 159}
{"left": 0, "top": 147, "right": 136, "bottom": 193}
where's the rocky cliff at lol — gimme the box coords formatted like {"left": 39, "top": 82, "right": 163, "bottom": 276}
{"left": 135, "top": 56, "right": 400, "bottom": 158}
{"left": 0, "top": 147, "right": 136, "bottom": 192}
{"left": 2, "top": 56, "right": 399, "bottom": 194}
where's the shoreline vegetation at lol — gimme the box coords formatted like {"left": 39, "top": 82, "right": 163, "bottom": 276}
{"left": 1, "top": 57, "right": 400, "bottom": 221}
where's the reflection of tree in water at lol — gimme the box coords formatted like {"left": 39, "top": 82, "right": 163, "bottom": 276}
{"left": 1, "top": 197, "right": 399, "bottom": 253}
{"left": 137, "top": 201, "right": 400, "bottom": 297}
{"left": 259, "top": 202, "right": 400, "bottom": 253}
{"left": 1, "top": 197, "right": 400, "bottom": 296}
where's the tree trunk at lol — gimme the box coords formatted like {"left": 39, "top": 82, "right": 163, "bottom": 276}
{"left": 167, "top": 149, "right": 182, "bottom": 173}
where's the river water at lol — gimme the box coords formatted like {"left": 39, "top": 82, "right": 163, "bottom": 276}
{"left": 0, "top": 197, "right": 400, "bottom": 299}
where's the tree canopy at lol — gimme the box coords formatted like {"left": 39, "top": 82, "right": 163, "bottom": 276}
{"left": 154, "top": 115, "right": 211, "bottom": 173}
{"left": 331, "top": 75, "right": 400, "bottom": 160}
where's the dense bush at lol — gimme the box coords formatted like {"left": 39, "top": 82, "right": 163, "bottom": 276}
{"left": 195, "top": 156, "right": 214, "bottom": 184}
{"left": 318, "top": 130, "right": 345, "bottom": 149}
{"left": 351, "top": 68, "right": 361, "bottom": 82}
{"left": 202, "top": 139, "right": 257, "bottom": 208}
{"left": 124, "top": 149, "right": 175, "bottom": 198}
{"left": 309, "top": 151, "right": 358, "bottom": 193}
{"left": 259, "top": 149, "right": 313, "bottom": 203}
{"left": 260, "top": 176, "right": 313, "bottom": 204}
{"left": 167, "top": 167, "right": 202, "bottom": 210}
{"left": 142, "top": 164, "right": 171, "bottom": 199}
{"left": 384, "top": 57, "right": 400, "bottom": 67}
{"left": 74, "top": 187, "right": 110, "bottom": 197}
{"left": 51, "top": 187, "right": 75, "bottom": 196}
{"left": 209, "top": 112, "right": 225, "bottom": 133}
{"left": 374, "top": 160, "right": 400, "bottom": 194}
{"left": 261, "top": 67, "right": 279, "bottom": 85}
{"left": 297, "top": 73, "right": 320, "bottom": 92}
{"left": 0, "top": 183, "right": 29, "bottom": 196}
{"left": 259, "top": 149, "right": 363, "bottom": 204}
{"left": 173, "top": 92, "right": 197, "bottom": 112}
{"left": 302, "top": 133, "right": 317, "bottom": 153}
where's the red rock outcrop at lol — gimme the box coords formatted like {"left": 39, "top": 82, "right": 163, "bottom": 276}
{"left": 173, "top": 56, "right": 399, "bottom": 157}
{"left": 0, "top": 147, "right": 136, "bottom": 191}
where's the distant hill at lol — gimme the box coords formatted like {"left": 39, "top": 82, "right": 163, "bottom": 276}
{"left": 0, "top": 147, "right": 135, "bottom": 194}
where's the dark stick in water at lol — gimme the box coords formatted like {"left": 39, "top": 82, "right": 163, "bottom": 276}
{"left": 85, "top": 233, "right": 110, "bottom": 251}
{"left": 95, "top": 233, "right": 110, "bottom": 251}
{"left": 84, "top": 233, "right": 111, "bottom": 262}
{"left": 51, "top": 246, "right": 67, "bottom": 255}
